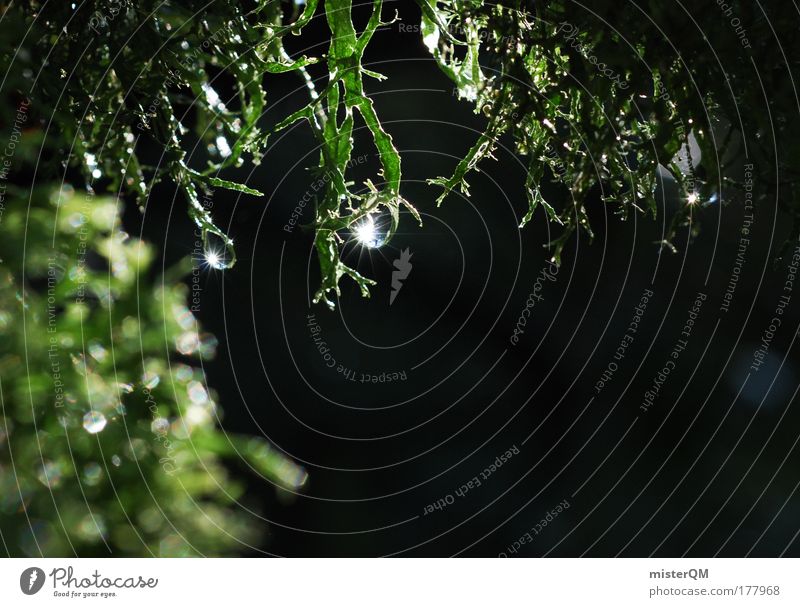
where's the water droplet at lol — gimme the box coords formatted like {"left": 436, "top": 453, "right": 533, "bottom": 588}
{"left": 141, "top": 371, "right": 160, "bottom": 390}
{"left": 111, "top": 260, "right": 130, "bottom": 281}
{"left": 151, "top": 417, "right": 169, "bottom": 435}
{"left": 198, "top": 333, "right": 218, "bottom": 358}
{"left": 117, "top": 382, "right": 134, "bottom": 394}
{"left": 70, "top": 353, "right": 89, "bottom": 375}
{"left": 202, "top": 83, "right": 225, "bottom": 112}
{"left": 176, "top": 332, "right": 199, "bottom": 355}
{"left": 460, "top": 84, "right": 478, "bottom": 102}
{"left": 215, "top": 135, "right": 232, "bottom": 158}
{"left": 175, "top": 364, "right": 194, "bottom": 382}
{"left": 67, "top": 212, "right": 86, "bottom": 228}
{"left": 111, "top": 455, "right": 122, "bottom": 467}
{"left": 276, "top": 460, "right": 309, "bottom": 489}
{"left": 83, "top": 152, "right": 103, "bottom": 179}
{"left": 352, "top": 214, "right": 386, "bottom": 248}
{"left": 187, "top": 381, "right": 208, "bottom": 404}
{"left": 173, "top": 305, "right": 196, "bottom": 330}
{"left": 204, "top": 250, "right": 225, "bottom": 269}
{"left": 185, "top": 404, "right": 212, "bottom": 428}
{"left": 83, "top": 411, "right": 107, "bottom": 434}
{"left": 84, "top": 152, "right": 98, "bottom": 170}
{"left": 201, "top": 231, "right": 235, "bottom": 269}
{"left": 68, "top": 266, "right": 82, "bottom": 283}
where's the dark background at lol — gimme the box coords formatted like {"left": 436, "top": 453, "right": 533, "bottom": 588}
{"left": 131, "top": 0, "right": 800, "bottom": 556}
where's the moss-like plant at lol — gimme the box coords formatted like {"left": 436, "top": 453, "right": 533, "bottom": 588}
{"left": 0, "top": 0, "right": 797, "bottom": 556}
{"left": 0, "top": 185, "right": 305, "bottom": 556}
{"left": 3, "top": 1, "right": 796, "bottom": 300}
{"left": 419, "top": 0, "right": 798, "bottom": 259}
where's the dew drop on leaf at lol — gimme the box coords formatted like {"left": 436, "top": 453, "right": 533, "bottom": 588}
{"left": 82, "top": 411, "right": 107, "bottom": 434}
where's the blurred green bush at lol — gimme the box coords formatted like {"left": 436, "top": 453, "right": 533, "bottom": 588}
{"left": 0, "top": 185, "right": 305, "bottom": 556}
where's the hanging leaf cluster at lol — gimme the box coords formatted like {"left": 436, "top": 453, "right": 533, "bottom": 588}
{"left": 418, "top": 0, "right": 799, "bottom": 260}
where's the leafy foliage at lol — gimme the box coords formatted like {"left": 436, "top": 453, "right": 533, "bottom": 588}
{"left": 0, "top": 0, "right": 420, "bottom": 308}
{"left": 419, "top": 0, "right": 799, "bottom": 260}
{"left": 5, "top": 1, "right": 795, "bottom": 296}
{"left": 0, "top": 1, "right": 292, "bottom": 270}
{"left": 1, "top": 0, "right": 797, "bottom": 557}
{"left": 270, "top": 0, "right": 421, "bottom": 307}
{"left": 0, "top": 185, "right": 306, "bottom": 556}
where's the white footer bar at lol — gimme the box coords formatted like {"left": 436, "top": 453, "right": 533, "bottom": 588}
{"left": 0, "top": 558, "right": 796, "bottom": 605}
